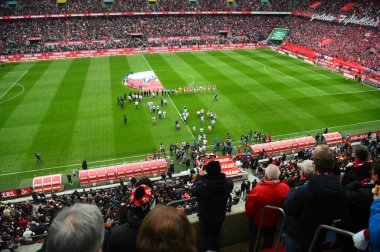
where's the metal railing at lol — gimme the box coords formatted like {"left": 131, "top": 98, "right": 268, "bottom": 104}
{"left": 253, "top": 205, "right": 285, "bottom": 252}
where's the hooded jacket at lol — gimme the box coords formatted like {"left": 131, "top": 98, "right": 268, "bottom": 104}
{"left": 342, "top": 162, "right": 372, "bottom": 186}
{"left": 191, "top": 172, "right": 233, "bottom": 224}
{"left": 283, "top": 174, "right": 344, "bottom": 247}
{"left": 107, "top": 209, "right": 143, "bottom": 252}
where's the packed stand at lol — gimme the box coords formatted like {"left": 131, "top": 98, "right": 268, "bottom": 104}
{"left": 283, "top": 17, "right": 380, "bottom": 71}
{"left": 294, "top": 0, "right": 380, "bottom": 20}
{"left": 0, "top": 175, "right": 206, "bottom": 249}
{"left": 0, "top": 0, "right": 297, "bottom": 15}
{"left": 0, "top": 15, "right": 287, "bottom": 55}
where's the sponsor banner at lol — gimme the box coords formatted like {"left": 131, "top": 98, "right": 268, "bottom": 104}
{"left": 0, "top": 44, "right": 263, "bottom": 62}
{"left": 362, "top": 78, "right": 380, "bottom": 88}
{"left": 1, "top": 187, "right": 31, "bottom": 199}
{"left": 147, "top": 35, "right": 218, "bottom": 42}
{"left": 287, "top": 53, "right": 298, "bottom": 59}
{"left": 347, "top": 131, "right": 380, "bottom": 142}
{"left": 292, "top": 12, "right": 380, "bottom": 27}
{"left": 0, "top": 11, "right": 290, "bottom": 20}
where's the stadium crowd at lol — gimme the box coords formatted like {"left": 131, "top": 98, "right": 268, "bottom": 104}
{"left": 294, "top": 0, "right": 380, "bottom": 20}
{"left": 0, "top": 15, "right": 284, "bottom": 54}
{"left": 1, "top": 0, "right": 379, "bottom": 19}
{"left": 0, "top": 176, "right": 200, "bottom": 250}
{"left": 0, "top": 0, "right": 293, "bottom": 15}
{"left": 1, "top": 15, "right": 379, "bottom": 70}
{"left": 1, "top": 131, "right": 379, "bottom": 251}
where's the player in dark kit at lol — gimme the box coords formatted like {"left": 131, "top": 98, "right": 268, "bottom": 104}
{"left": 34, "top": 152, "right": 42, "bottom": 163}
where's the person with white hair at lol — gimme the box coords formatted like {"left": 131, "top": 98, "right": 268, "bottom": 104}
{"left": 296, "top": 160, "right": 315, "bottom": 187}
{"left": 46, "top": 204, "right": 104, "bottom": 252}
{"left": 245, "top": 164, "right": 290, "bottom": 251}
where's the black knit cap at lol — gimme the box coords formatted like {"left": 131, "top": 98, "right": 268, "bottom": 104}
{"left": 205, "top": 161, "right": 221, "bottom": 176}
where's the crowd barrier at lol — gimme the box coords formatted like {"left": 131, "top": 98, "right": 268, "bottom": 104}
{"left": 32, "top": 174, "right": 63, "bottom": 193}
{"left": 250, "top": 136, "right": 316, "bottom": 157}
{"left": 78, "top": 159, "right": 167, "bottom": 186}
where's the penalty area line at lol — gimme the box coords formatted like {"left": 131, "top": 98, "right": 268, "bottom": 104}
{"left": 0, "top": 71, "right": 28, "bottom": 101}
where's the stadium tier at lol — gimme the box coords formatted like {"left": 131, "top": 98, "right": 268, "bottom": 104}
{"left": 0, "top": 14, "right": 379, "bottom": 70}
{"left": 0, "top": 2, "right": 380, "bottom": 251}
{"left": 1, "top": 0, "right": 379, "bottom": 17}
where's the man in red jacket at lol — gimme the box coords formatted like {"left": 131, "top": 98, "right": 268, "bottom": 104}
{"left": 245, "top": 164, "right": 290, "bottom": 252}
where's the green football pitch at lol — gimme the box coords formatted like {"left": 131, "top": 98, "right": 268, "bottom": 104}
{"left": 0, "top": 48, "right": 379, "bottom": 190}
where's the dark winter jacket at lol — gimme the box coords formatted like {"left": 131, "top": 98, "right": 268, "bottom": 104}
{"left": 342, "top": 162, "right": 372, "bottom": 186}
{"left": 107, "top": 209, "right": 143, "bottom": 252}
{"left": 283, "top": 174, "right": 344, "bottom": 248}
{"left": 336, "top": 181, "right": 374, "bottom": 252}
{"left": 191, "top": 173, "right": 233, "bottom": 224}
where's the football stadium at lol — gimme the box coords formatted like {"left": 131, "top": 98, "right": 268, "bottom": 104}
{"left": 0, "top": 0, "right": 379, "bottom": 251}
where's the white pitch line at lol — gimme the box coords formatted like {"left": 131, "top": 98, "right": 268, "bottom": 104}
{"left": 248, "top": 55, "right": 329, "bottom": 95}
{"left": 141, "top": 54, "right": 196, "bottom": 140}
{"left": 167, "top": 94, "right": 196, "bottom": 140}
{"left": 1, "top": 119, "right": 379, "bottom": 177}
{"left": 262, "top": 62, "right": 329, "bottom": 95}
{"left": 264, "top": 65, "right": 293, "bottom": 80}
{"left": 0, "top": 154, "right": 147, "bottom": 177}
{"left": 258, "top": 50, "right": 335, "bottom": 80}
{"left": 0, "top": 71, "right": 28, "bottom": 101}
{"left": 294, "top": 63, "right": 334, "bottom": 80}
{"left": 0, "top": 84, "right": 25, "bottom": 104}
{"left": 329, "top": 90, "right": 379, "bottom": 95}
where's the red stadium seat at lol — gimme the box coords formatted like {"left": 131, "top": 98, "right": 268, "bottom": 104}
{"left": 106, "top": 166, "right": 117, "bottom": 181}
{"left": 79, "top": 170, "right": 89, "bottom": 185}
{"left": 97, "top": 168, "right": 107, "bottom": 183}
{"left": 116, "top": 165, "right": 126, "bottom": 179}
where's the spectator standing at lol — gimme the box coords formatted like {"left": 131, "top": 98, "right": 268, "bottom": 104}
{"left": 67, "top": 174, "right": 73, "bottom": 185}
{"left": 240, "top": 180, "right": 247, "bottom": 197}
{"left": 295, "top": 160, "right": 314, "bottom": 187}
{"left": 191, "top": 161, "right": 233, "bottom": 252}
{"left": 46, "top": 204, "right": 104, "bottom": 252}
{"left": 245, "top": 164, "right": 290, "bottom": 251}
{"left": 342, "top": 145, "right": 372, "bottom": 186}
{"left": 283, "top": 148, "right": 344, "bottom": 252}
{"left": 369, "top": 183, "right": 380, "bottom": 252}
{"left": 339, "top": 160, "right": 378, "bottom": 252}
{"left": 137, "top": 205, "right": 197, "bottom": 252}
{"left": 82, "top": 160, "right": 88, "bottom": 170}
{"left": 108, "top": 184, "right": 154, "bottom": 252}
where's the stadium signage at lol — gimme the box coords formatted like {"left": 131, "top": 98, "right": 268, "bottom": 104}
{"left": 310, "top": 14, "right": 335, "bottom": 22}
{"left": 337, "top": 16, "right": 379, "bottom": 27}
{"left": 1, "top": 187, "right": 31, "bottom": 199}
{"left": 310, "top": 14, "right": 380, "bottom": 27}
